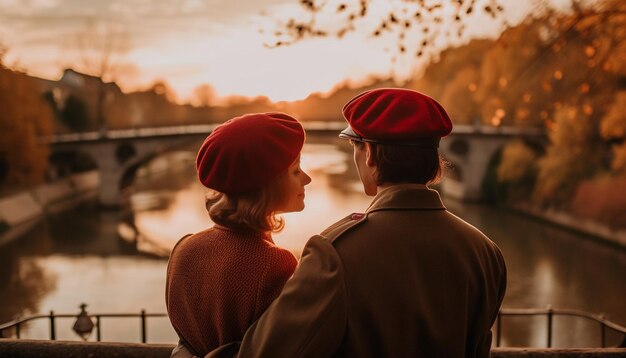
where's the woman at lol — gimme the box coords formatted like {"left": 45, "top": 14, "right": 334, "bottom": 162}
{"left": 165, "top": 112, "right": 311, "bottom": 357}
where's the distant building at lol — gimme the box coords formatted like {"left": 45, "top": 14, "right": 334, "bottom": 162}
{"left": 37, "top": 69, "right": 123, "bottom": 132}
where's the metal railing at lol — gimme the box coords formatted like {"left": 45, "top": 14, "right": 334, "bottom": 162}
{"left": 1, "top": 305, "right": 625, "bottom": 347}
{"left": 496, "top": 306, "right": 626, "bottom": 348}
{"left": 0, "top": 305, "right": 166, "bottom": 343}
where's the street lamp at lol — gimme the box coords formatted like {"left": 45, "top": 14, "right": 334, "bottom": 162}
{"left": 72, "top": 303, "right": 95, "bottom": 340}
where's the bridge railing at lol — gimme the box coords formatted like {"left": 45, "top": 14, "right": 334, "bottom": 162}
{"left": 42, "top": 122, "right": 349, "bottom": 144}
{"left": 42, "top": 122, "right": 545, "bottom": 144}
{"left": 1, "top": 305, "right": 624, "bottom": 347}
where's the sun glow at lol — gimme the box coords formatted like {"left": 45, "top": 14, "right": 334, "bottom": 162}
{"left": 123, "top": 23, "right": 394, "bottom": 103}
{"left": 0, "top": 0, "right": 577, "bottom": 103}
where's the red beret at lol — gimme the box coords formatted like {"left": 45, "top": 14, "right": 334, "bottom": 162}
{"left": 196, "top": 112, "right": 305, "bottom": 194}
{"left": 340, "top": 88, "right": 453, "bottom": 147}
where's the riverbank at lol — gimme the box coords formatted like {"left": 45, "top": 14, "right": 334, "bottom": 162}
{"left": 0, "top": 171, "right": 99, "bottom": 247}
{"left": 442, "top": 178, "right": 626, "bottom": 249}
{"left": 509, "top": 203, "right": 626, "bottom": 250}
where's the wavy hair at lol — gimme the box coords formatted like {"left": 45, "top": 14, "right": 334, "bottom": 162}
{"left": 205, "top": 172, "right": 290, "bottom": 233}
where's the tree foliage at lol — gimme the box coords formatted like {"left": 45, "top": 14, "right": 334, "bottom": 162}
{"left": 368, "top": 0, "right": 626, "bottom": 218}
{"left": 497, "top": 141, "right": 537, "bottom": 184}
{"left": 600, "top": 91, "right": 626, "bottom": 174}
{"left": 192, "top": 84, "right": 217, "bottom": 107}
{"left": 532, "top": 105, "right": 604, "bottom": 206}
{"left": 266, "top": 0, "right": 504, "bottom": 59}
{"left": 60, "top": 95, "right": 90, "bottom": 131}
{"left": 0, "top": 46, "right": 54, "bottom": 190}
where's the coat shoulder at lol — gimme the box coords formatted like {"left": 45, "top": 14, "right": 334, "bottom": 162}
{"left": 320, "top": 212, "right": 368, "bottom": 244}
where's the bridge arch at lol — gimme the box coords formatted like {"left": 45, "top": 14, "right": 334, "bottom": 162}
{"left": 118, "top": 152, "right": 162, "bottom": 197}
{"left": 51, "top": 134, "right": 205, "bottom": 207}
{"left": 439, "top": 134, "right": 511, "bottom": 201}
{"left": 48, "top": 149, "right": 98, "bottom": 180}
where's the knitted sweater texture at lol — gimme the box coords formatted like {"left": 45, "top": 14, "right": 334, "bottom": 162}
{"left": 165, "top": 225, "right": 297, "bottom": 356}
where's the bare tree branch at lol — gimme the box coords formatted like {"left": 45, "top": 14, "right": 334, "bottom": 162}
{"left": 263, "top": 0, "right": 506, "bottom": 59}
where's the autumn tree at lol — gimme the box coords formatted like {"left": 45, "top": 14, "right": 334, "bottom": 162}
{"left": 0, "top": 45, "right": 54, "bottom": 190}
{"left": 60, "top": 95, "right": 90, "bottom": 131}
{"left": 532, "top": 105, "right": 604, "bottom": 205}
{"left": 600, "top": 92, "right": 626, "bottom": 174}
{"left": 193, "top": 84, "right": 217, "bottom": 107}
{"left": 441, "top": 0, "right": 625, "bottom": 213}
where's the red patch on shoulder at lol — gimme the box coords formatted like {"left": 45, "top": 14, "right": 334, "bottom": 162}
{"left": 351, "top": 213, "right": 365, "bottom": 220}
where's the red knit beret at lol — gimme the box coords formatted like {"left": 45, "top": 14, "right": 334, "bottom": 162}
{"left": 196, "top": 112, "right": 305, "bottom": 194}
{"left": 340, "top": 88, "right": 453, "bottom": 147}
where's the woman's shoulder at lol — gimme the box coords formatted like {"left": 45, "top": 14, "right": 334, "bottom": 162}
{"left": 263, "top": 244, "right": 298, "bottom": 272}
{"left": 170, "top": 227, "right": 218, "bottom": 253}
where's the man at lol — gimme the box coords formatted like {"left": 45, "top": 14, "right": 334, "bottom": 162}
{"left": 204, "top": 88, "right": 507, "bottom": 357}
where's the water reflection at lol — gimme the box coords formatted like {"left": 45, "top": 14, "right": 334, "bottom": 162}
{"left": 0, "top": 246, "right": 56, "bottom": 324}
{"left": 447, "top": 201, "right": 626, "bottom": 347}
{"left": 0, "top": 206, "right": 176, "bottom": 341}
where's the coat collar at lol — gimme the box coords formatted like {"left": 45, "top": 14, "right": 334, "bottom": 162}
{"left": 366, "top": 184, "right": 446, "bottom": 213}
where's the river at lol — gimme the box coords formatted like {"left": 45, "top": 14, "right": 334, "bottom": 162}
{"left": 1, "top": 134, "right": 625, "bottom": 347}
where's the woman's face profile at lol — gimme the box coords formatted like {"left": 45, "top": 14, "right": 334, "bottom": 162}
{"left": 275, "top": 155, "right": 311, "bottom": 213}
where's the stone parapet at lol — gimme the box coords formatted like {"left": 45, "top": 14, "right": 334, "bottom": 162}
{"left": 0, "top": 339, "right": 172, "bottom": 357}
{"left": 0, "top": 340, "right": 625, "bottom": 357}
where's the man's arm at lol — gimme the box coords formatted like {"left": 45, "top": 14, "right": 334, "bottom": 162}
{"left": 207, "top": 235, "right": 348, "bottom": 358}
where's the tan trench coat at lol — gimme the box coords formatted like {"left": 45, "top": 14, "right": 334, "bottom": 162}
{"left": 200, "top": 184, "right": 507, "bottom": 358}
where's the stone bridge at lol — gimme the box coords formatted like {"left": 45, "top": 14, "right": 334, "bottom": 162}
{"left": 46, "top": 123, "right": 546, "bottom": 207}
{"left": 440, "top": 124, "right": 546, "bottom": 201}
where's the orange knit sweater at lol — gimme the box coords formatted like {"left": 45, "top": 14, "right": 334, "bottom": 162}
{"left": 165, "top": 225, "right": 297, "bottom": 356}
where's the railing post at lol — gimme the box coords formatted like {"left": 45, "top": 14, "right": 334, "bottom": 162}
{"left": 599, "top": 313, "right": 606, "bottom": 348}
{"left": 49, "top": 311, "right": 56, "bottom": 340}
{"left": 15, "top": 323, "right": 20, "bottom": 338}
{"left": 600, "top": 322, "right": 606, "bottom": 348}
{"left": 546, "top": 305, "right": 553, "bottom": 348}
{"left": 96, "top": 315, "right": 101, "bottom": 342}
{"left": 496, "top": 312, "right": 502, "bottom": 347}
{"left": 140, "top": 309, "right": 146, "bottom": 343}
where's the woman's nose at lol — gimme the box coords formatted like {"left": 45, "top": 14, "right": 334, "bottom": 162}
{"left": 302, "top": 171, "right": 312, "bottom": 185}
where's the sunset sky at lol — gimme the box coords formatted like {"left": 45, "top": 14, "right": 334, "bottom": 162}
{"left": 0, "top": 0, "right": 586, "bottom": 102}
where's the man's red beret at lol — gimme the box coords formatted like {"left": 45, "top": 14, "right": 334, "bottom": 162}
{"left": 196, "top": 112, "right": 305, "bottom": 194}
{"left": 340, "top": 88, "right": 453, "bottom": 147}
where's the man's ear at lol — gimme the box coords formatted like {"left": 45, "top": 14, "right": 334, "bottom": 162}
{"left": 364, "top": 142, "right": 376, "bottom": 167}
